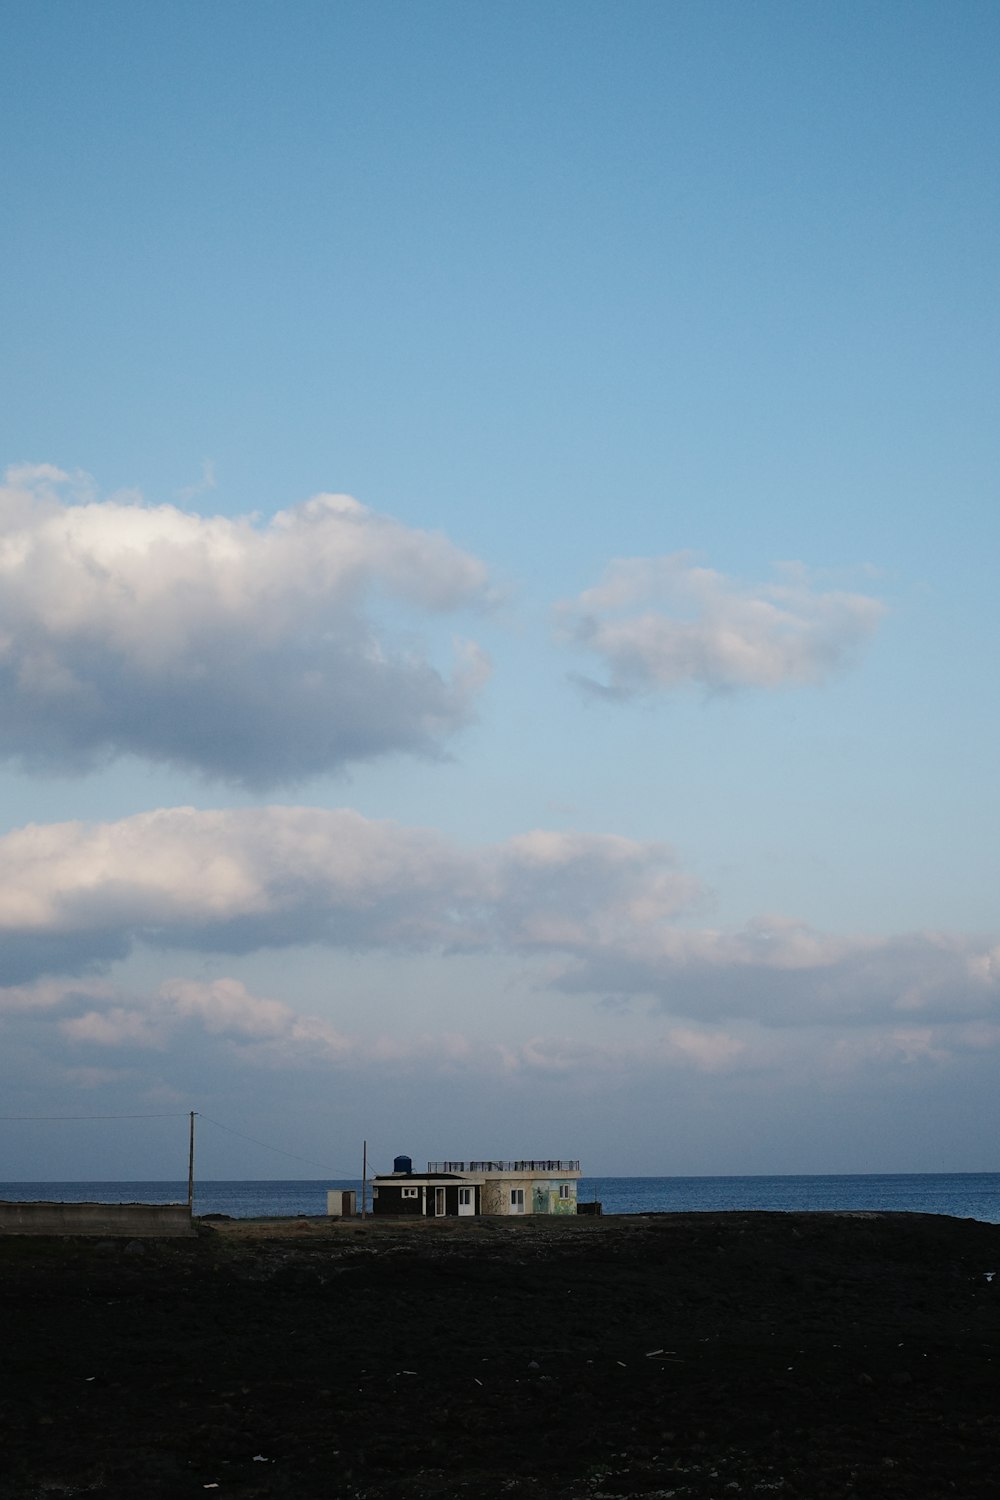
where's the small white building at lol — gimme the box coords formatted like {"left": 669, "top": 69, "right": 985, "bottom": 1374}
{"left": 371, "top": 1156, "right": 581, "bottom": 1218}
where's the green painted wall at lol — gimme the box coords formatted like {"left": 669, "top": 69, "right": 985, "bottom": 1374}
{"left": 531, "top": 1180, "right": 577, "bottom": 1215}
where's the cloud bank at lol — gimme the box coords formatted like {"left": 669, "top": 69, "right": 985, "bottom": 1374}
{"left": 0, "top": 805, "right": 996, "bottom": 1032}
{"left": 59, "top": 978, "right": 754, "bottom": 1077}
{"left": 559, "top": 554, "right": 886, "bottom": 697}
{"left": 0, "top": 465, "right": 492, "bottom": 786}
{"left": 6, "top": 972, "right": 756, "bottom": 1087}
{"left": 0, "top": 807, "right": 696, "bottom": 980}
{"left": 9, "top": 972, "right": 1000, "bottom": 1109}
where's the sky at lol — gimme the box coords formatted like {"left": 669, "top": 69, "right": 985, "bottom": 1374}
{"left": 1, "top": 0, "right": 998, "bottom": 1181}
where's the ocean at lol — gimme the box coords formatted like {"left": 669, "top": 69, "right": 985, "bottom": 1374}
{"left": 2, "top": 1172, "right": 1000, "bottom": 1222}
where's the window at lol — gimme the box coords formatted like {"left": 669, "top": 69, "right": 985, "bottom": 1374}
{"left": 458, "top": 1188, "right": 471, "bottom": 1206}
{"left": 558, "top": 1184, "right": 571, "bottom": 1200}
{"left": 401, "top": 1187, "right": 419, "bottom": 1199}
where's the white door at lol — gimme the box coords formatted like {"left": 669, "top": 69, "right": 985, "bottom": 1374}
{"left": 509, "top": 1188, "right": 525, "bottom": 1215}
{"left": 458, "top": 1186, "right": 474, "bottom": 1216}
{"left": 434, "top": 1186, "right": 446, "bottom": 1216}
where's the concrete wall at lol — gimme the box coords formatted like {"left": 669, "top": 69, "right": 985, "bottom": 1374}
{"left": 0, "top": 1200, "right": 195, "bottom": 1237}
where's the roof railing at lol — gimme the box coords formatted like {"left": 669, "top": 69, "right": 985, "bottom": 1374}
{"left": 426, "top": 1159, "right": 581, "bottom": 1174}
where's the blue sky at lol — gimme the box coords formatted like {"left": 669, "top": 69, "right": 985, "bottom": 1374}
{"left": 1, "top": 0, "right": 998, "bottom": 1180}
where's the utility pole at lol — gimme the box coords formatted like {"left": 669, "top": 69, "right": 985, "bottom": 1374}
{"left": 187, "top": 1111, "right": 196, "bottom": 1212}
{"left": 362, "top": 1139, "right": 368, "bottom": 1219}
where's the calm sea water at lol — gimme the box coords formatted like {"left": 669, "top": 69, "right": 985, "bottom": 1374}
{"left": 2, "top": 1173, "right": 1000, "bottom": 1222}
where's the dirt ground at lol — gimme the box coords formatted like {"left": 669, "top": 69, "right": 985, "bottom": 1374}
{"left": 1, "top": 1210, "right": 999, "bottom": 1499}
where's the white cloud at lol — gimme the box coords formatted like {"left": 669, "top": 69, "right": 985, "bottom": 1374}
{"left": 162, "top": 976, "right": 301, "bottom": 1039}
{"left": 62, "top": 1005, "right": 165, "bottom": 1048}
{"left": 0, "top": 464, "right": 493, "bottom": 786}
{"left": 0, "top": 805, "right": 997, "bottom": 1037}
{"left": 558, "top": 554, "right": 886, "bottom": 696}
{"left": 496, "top": 1026, "right": 748, "bottom": 1076}
{"left": 0, "top": 976, "right": 112, "bottom": 1013}
{"left": 57, "top": 977, "right": 353, "bottom": 1064}
{"left": 175, "top": 458, "right": 217, "bottom": 505}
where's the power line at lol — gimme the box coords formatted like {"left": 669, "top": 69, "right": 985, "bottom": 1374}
{"left": 1, "top": 1109, "right": 359, "bottom": 1179}
{"left": 0, "top": 1113, "right": 185, "bottom": 1121}
{"left": 197, "top": 1113, "right": 355, "bottom": 1177}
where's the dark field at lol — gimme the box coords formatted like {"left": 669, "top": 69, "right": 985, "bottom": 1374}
{"left": 2, "top": 1211, "right": 999, "bottom": 1498}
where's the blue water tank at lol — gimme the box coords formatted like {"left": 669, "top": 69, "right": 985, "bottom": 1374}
{"left": 393, "top": 1154, "right": 413, "bottom": 1175}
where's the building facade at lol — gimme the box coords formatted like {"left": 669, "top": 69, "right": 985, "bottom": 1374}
{"left": 371, "top": 1158, "right": 580, "bottom": 1218}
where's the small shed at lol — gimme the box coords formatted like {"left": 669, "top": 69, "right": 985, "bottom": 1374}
{"left": 326, "top": 1189, "right": 358, "bottom": 1218}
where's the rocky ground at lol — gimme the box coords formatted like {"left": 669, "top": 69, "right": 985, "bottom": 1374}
{"left": 1, "top": 1210, "right": 999, "bottom": 1499}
